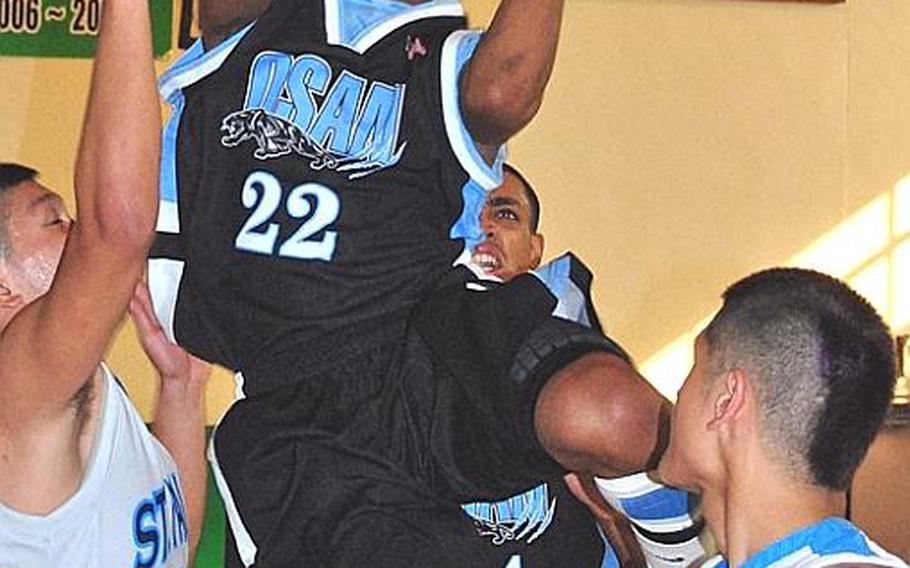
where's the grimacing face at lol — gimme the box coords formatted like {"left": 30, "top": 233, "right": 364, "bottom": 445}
{"left": 471, "top": 172, "right": 543, "bottom": 282}
{"left": 657, "top": 333, "right": 719, "bottom": 493}
{"left": 0, "top": 181, "right": 72, "bottom": 306}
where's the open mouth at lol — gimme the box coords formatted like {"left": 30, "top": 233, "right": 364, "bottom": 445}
{"left": 471, "top": 251, "right": 501, "bottom": 273}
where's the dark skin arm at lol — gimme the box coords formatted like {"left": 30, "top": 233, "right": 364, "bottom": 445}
{"left": 535, "top": 351, "right": 672, "bottom": 477}
{"left": 460, "top": 0, "right": 565, "bottom": 150}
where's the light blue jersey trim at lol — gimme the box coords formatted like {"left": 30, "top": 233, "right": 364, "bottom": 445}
{"left": 717, "top": 518, "right": 907, "bottom": 568}
{"left": 157, "top": 92, "right": 184, "bottom": 234}
{"left": 449, "top": 179, "right": 487, "bottom": 248}
{"left": 532, "top": 255, "right": 592, "bottom": 327}
{"left": 440, "top": 29, "right": 505, "bottom": 191}
{"left": 156, "top": 24, "right": 254, "bottom": 234}
{"left": 618, "top": 485, "right": 692, "bottom": 524}
{"left": 442, "top": 29, "right": 506, "bottom": 270}
{"left": 597, "top": 525, "right": 621, "bottom": 568}
{"left": 158, "top": 23, "right": 254, "bottom": 102}
{"left": 324, "top": 0, "right": 464, "bottom": 54}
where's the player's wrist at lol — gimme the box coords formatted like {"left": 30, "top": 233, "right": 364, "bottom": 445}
{"left": 158, "top": 373, "right": 206, "bottom": 401}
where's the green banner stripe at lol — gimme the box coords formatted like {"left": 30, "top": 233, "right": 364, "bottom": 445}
{"left": 0, "top": 0, "right": 172, "bottom": 58}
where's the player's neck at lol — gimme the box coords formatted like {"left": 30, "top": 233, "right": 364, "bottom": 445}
{"left": 200, "top": 0, "right": 274, "bottom": 50}
{"left": 721, "top": 460, "right": 845, "bottom": 567}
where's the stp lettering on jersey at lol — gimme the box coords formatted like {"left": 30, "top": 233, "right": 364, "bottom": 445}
{"left": 132, "top": 473, "right": 189, "bottom": 568}
{"left": 221, "top": 52, "right": 407, "bottom": 180}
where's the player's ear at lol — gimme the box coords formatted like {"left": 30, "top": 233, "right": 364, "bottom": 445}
{"left": 530, "top": 233, "right": 544, "bottom": 269}
{"left": 708, "top": 369, "right": 748, "bottom": 429}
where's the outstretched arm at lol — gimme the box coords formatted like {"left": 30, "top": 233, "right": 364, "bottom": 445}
{"left": 535, "top": 351, "right": 671, "bottom": 477}
{"left": 131, "top": 282, "right": 210, "bottom": 562}
{"left": 460, "top": 0, "right": 565, "bottom": 147}
{"left": 0, "top": 0, "right": 159, "bottom": 417}
{"left": 535, "top": 352, "right": 711, "bottom": 568}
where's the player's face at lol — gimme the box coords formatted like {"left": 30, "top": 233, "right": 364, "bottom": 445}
{"left": 473, "top": 173, "right": 543, "bottom": 282}
{"left": 658, "top": 333, "right": 719, "bottom": 493}
{"left": 0, "top": 181, "right": 72, "bottom": 304}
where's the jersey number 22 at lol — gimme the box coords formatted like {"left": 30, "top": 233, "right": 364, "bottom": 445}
{"left": 235, "top": 170, "right": 340, "bottom": 261}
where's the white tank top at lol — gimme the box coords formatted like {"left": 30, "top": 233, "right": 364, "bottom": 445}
{"left": 0, "top": 364, "right": 190, "bottom": 567}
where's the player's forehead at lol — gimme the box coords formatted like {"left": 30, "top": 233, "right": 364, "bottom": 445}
{"left": 487, "top": 173, "right": 531, "bottom": 210}
{"left": 2, "top": 181, "right": 65, "bottom": 229}
{"left": 9, "top": 181, "right": 63, "bottom": 212}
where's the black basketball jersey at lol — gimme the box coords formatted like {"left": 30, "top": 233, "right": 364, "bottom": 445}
{"left": 149, "top": 0, "right": 503, "bottom": 396}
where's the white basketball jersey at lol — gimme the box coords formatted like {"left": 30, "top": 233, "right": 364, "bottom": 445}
{"left": 0, "top": 364, "right": 190, "bottom": 568}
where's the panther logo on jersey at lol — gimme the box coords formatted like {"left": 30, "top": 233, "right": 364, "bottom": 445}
{"left": 462, "top": 483, "right": 557, "bottom": 546}
{"left": 221, "top": 108, "right": 339, "bottom": 170}
{"left": 222, "top": 50, "right": 407, "bottom": 179}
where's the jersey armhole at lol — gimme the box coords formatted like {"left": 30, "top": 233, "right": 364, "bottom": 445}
{"left": 439, "top": 29, "right": 506, "bottom": 191}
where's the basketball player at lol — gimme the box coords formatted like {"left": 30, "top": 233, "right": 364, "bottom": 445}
{"left": 149, "top": 0, "right": 711, "bottom": 564}
{"left": 0, "top": 1, "right": 207, "bottom": 564}
{"left": 460, "top": 164, "right": 644, "bottom": 568}
{"left": 147, "top": 0, "right": 579, "bottom": 564}
{"left": 656, "top": 269, "right": 907, "bottom": 568}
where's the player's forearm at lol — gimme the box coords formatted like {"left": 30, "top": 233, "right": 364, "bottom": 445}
{"left": 74, "top": 0, "right": 159, "bottom": 252}
{"left": 460, "top": 0, "right": 564, "bottom": 146}
{"left": 153, "top": 378, "right": 207, "bottom": 561}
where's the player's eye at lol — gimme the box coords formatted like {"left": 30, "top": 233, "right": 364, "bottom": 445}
{"left": 495, "top": 208, "right": 519, "bottom": 222}
{"left": 46, "top": 211, "right": 70, "bottom": 227}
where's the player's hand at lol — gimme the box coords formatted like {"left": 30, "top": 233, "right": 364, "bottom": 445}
{"left": 129, "top": 281, "right": 210, "bottom": 387}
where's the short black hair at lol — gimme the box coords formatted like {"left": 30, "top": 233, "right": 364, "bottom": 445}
{"left": 704, "top": 268, "right": 895, "bottom": 491}
{"left": 502, "top": 163, "right": 540, "bottom": 233}
{"left": 0, "top": 163, "right": 38, "bottom": 192}
{"left": 0, "top": 163, "right": 40, "bottom": 258}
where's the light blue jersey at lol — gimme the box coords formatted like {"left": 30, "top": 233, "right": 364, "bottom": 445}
{"left": 715, "top": 518, "right": 906, "bottom": 568}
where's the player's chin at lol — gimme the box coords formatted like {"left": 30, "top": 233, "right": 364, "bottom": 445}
{"left": 656, "top": 450, "right": 689, "bottom": 490}
{"left": 492, "top": 267, "right": 518, "bottom": 282}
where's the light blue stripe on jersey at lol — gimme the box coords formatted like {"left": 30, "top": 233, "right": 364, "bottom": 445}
{"left": 441, "top": 29, "right": 506, "bottom": 262}
{"left": 156, "top": 24, "right": 254, "bottom": 233}
{"left": 158, "top": 23, "right": 253, "bottom": 102}
{"left": 442, "top": 30, "right": 506, "bottom": 190}
{"left": 532, "top": 254, "right": 593, "bottom": 327}
{"left": 618, "top": 486, "right": 692, "bottom": 523}
{"left": 449, "top": 178, "right": 487, "bottom": 248}
{"left": 599, "top": 531, "right": 621, "bottom": 568}
{"left": 159, "top": 94, "right": 184, "bottom": 207}
{"left": 716, "top": 518, "right": 906, "bottom": 568}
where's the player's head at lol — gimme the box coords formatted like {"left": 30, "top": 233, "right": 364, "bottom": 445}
{"left": 0, "top": 163, "right": 72, "bottom": 320}
{"left": 659, "top": 268, "right": 895, "bottom": 496}
{"left": 472, "top": 164, "right": 544, "bottom": 281}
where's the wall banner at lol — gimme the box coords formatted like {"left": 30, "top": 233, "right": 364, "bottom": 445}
{"left": 0, "top": 0, "right": 172, "bottom": 58}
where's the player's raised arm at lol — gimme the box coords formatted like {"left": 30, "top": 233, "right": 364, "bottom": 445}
{"left": 459, "top": 0, "right": 565, "bottom": 147}
{"left": 0, "top": 0, "right": 159, "bottom": 414}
